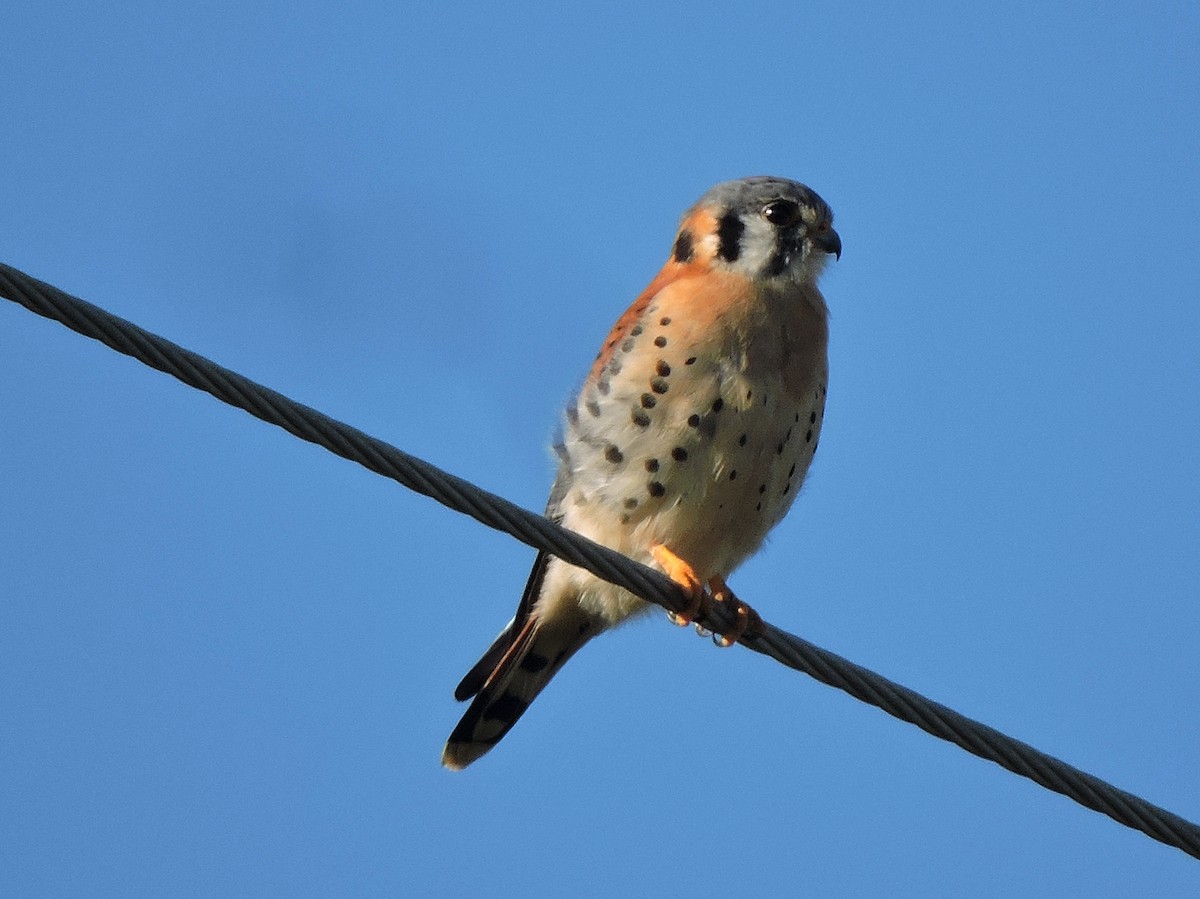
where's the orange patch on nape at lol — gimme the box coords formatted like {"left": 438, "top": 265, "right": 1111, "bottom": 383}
{"left": 679, "top": 207, "right": 718, "bottom": 248}
{"left": 586, "top": 260, "right": 693, "bottom": 383}
{"left": 580, "top": 205, "right": 729, "bottom": 384}
{"left": 583, "top": 206, "right": 725, "bottom": 384}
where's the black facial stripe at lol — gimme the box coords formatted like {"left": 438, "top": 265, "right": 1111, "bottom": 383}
{"left": 716, "top": 211, "right": 744, "bottom": 262}
{"left": 764, "top": 233, "right": 799, "bottom": 278}
{"left": 672, "top": 230, "right": 694, "bottom": 263}
{"left": 764, "top": 246, "right": 789, "bottom": 278}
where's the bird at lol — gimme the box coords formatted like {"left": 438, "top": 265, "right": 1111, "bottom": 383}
{"left": 442, "top": 176, "right": 841, "bottom": 770}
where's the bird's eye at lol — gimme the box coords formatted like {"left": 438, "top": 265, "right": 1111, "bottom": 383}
{"left": 762, "top": 199, "right": 802, "bottom": 228}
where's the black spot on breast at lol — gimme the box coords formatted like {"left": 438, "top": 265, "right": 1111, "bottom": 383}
{"left": 672, "top": 231, "right": 694, "bottom": 263}
{"left": 586, "top": 400, "right": 601, "bottom": 417}
{"left": 711, "top": 397, "right": 724, "bottom": 413}
{"left": 645, "top": 459, "right": 660, "bottom": 473}
{"left": 597, "top": 379, "right": 610, "bottom": 395}
{"left": 738, "top": 433, "right": 748, "bottom": 447}
{"left": 660, "top": 316, "right": 672, "bottom": 326}
{"left": 783, "top": 481, "right": 792, "bottom": 495}
{"left": 671, "top": 447, "right": 688, "bottom": 461}
{"left": 624, "top": 497, "right": 638, "bottom": 509}
{"left": 805, "top": 429, "right": 813, "bottom": 443}
{"left": 630, "top": 324, "right": 643, "bottom": 337}
{"left": 810, "top": 411, "right": 817, "bottom": 424}
{"left": 788, "top": 463, "right": 796, "bottom": 477}
{"left": 621, "top": 338, "right": 636, "bottom": 352}
{"left": 648, "top": 481, "right": 666, "bottom": 497}
{"left": 656, "top": 360, "right": 671, "bottom": 377}
{"left": 605, "top": 445, "right": 624, "bottom": 464}
{"left": 650, "top": 378, "right": 669, "bottom": 394}
{"left": 755, "top": 502, "right": 762, "bottom": 512}
{"left": 641, "top": 393, "right": 657, "bottom": 408}
{"left": 685, "top": 357, "right": 697, "bottom": 365}
{"left": 632, "top": 410, "right": 650, "bottom": 427}
{"left": 608, "top": 358, "right": 622, "bottom": 375}
{"left": 687, "top": 414, "right": 701, "bottom": 428}
{"left": 729, "top": 469, "right": 738, "bottom": 481}
{"left": 758, "top": 484, "right": 766, "bottom": 494}
{"left": 654, "top": 336, "right": 668, "bottom": 348}
{"left": 716, "top": 211, "right": 745, "bottom": 262}
{"left": 566, "top": 404, "right": 579, "bottom": 426}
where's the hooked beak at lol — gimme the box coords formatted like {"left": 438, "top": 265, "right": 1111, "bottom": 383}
{"left": 814, "top": 226, "right": 842, "bottom": 260}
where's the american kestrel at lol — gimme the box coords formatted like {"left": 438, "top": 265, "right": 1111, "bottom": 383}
{"left": 443, "top": 176, "right": 840, "bottom": 769}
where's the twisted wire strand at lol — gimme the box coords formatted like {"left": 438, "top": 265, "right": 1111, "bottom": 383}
{"left": 2, "top": 260, "right": 1197, "bottom": 860}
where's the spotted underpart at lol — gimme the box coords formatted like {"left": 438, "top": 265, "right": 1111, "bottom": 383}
{"left": 443, "top": 176, "right": 839, "bottom": 770}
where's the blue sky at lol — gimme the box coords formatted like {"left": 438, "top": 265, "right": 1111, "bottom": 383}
{"left": 3, "top": 2, "right": 1199, "bottom": 895}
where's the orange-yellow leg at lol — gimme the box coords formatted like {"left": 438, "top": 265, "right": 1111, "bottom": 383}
{"left": 650, "top": 544, "right": 704, "bottom": 626}
{"left": 649, "top": 549, "right": 763, "bottom": 646}
{"left": 706, "top": 575, "right": 764, "bottom": 647}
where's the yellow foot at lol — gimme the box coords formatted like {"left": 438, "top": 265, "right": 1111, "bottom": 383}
{"left": 706, "top": 575, "right": 764, "bottom": 647}
{"left": 650, "top": 544, "right": 704, "bottom": 626}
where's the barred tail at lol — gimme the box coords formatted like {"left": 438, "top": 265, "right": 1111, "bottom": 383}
{"left": 442, "top": 605, "right": 594, "bottom": 770}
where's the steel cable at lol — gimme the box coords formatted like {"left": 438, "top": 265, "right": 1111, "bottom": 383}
{"left": 2, "top": 260, "right": 1197, "bottom": 860}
